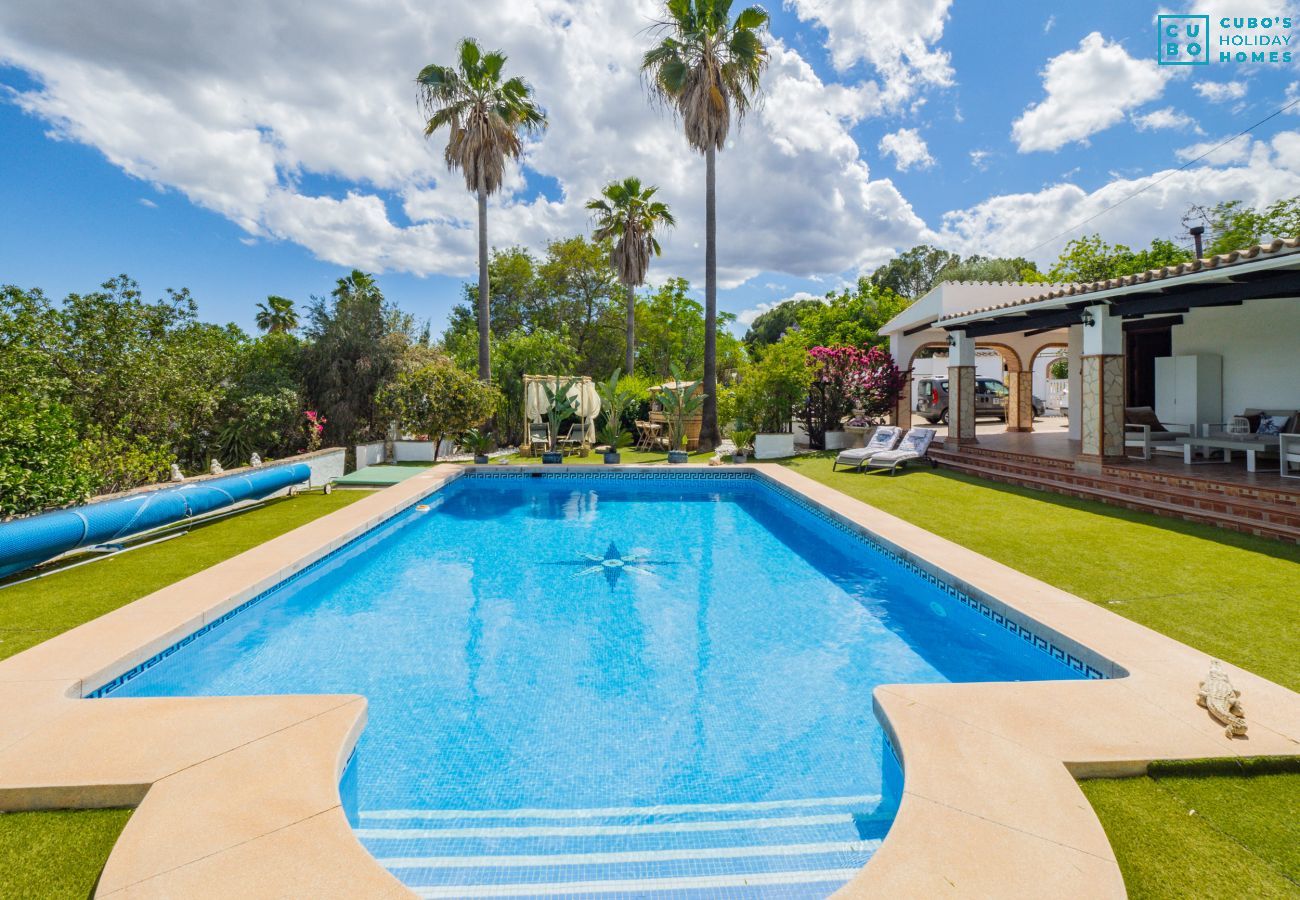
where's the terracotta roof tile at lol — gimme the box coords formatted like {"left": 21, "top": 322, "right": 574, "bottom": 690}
{"left": 937, "top": 237, "right": 1300, "bottom": 323}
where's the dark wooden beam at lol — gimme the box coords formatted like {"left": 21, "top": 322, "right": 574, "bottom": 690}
{"left": 1122, "top": 315, "right": 1183, "bottom": 331}
{"left": 902, "top": 321, "right": 938, "bottom": 337}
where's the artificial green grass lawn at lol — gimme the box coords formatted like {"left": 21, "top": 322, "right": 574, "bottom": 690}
{"left": 780, "top": 454, "right": 1300, "bottom": 693}
{"left": 0, "top": 808, "right": 132, "bottom": 899}
{"left": 0, "top": 490, "right": 369, "bottom": 662}
{"left": 1080, "top": 759, "right": 1300, "bottom": 899}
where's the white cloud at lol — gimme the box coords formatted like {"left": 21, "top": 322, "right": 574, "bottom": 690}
{"left": 1131, "top": 107, "right": 1201, "bottom": 133}
{"left": 137, "top": 197, "right": 157, "bottom": 208}
{"left": 0, "top": 0, "right": 933, "bottom": 292}
{"left": 1044, "top": 15, "right": 1056, "bottom": 33}
{"left": 783, "top": 0, "right": 953, "bottom": 106}
{"left": 940, "top": 134, "right": 1298, "bottom": 263}
{"left": 1011, "top": 33, "right": 1169, "bottom": 152}
{"left": 878, "top": 128, "right": 935, "bottom": 172}
{"left": 969, "top": 149, "right": 991, "bottom": 171}
{"left": 1175, "top": 136, "right": 1254, "bottom": 166}
{"left": 1193, "top": 80, "right": 1247, "bottom": 103}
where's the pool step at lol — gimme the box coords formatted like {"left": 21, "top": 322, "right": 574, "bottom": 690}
{"left": 357, "top": 795, "right": 887, "bottom": 898}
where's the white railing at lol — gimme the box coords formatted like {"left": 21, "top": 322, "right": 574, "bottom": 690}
{"left": 1044, "top": 379, "right": 1068, "bottom": 414}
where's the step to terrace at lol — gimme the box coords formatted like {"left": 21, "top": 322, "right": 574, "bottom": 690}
{"left": 356, "top": 795, "right": 888, "bottom": 898}
{"left": 928, "top": 446, "right": 1300, "bottom": 543}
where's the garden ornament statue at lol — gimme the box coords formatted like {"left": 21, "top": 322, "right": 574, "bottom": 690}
{"left": 250, "top": 453, "right": 263, "bottom": 468}
{"left": 209, "top": 459, "right": 224, "bottom": 476}
{"left": 169, "top": 463, "right": 185, "bottom": 482}
{"left": 1198, "top": 659, "right": 1247, "bottom": 738}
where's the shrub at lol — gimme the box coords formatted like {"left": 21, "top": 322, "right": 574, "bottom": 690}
{"left": 734, "top": 338, "right": 812, "bottom": 434}
{"left": 376, "top": 357, "right": 500, "bottom": 460}
{"left": 796, "top": 345, "right": 906, "bottom": 449}
{"left": 0, "top": 397, "right": 98, "bottom": 516}
{"left": 82, "top": 428, "right": 173, "bottom": 495}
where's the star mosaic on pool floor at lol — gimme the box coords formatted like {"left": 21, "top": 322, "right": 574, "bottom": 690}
{"left": 561, "top": 541, "right": 673, "bottom": 589}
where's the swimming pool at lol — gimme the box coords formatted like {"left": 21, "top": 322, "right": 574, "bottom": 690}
{"left": 98, "top": 470, "right": 1093, "bottom": 898}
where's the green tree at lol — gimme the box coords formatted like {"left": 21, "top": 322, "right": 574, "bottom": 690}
{"left": 733, "top": 336, "right": 812, "bottom": 434}
{"left": 535, "top": 236, "right": 624, "bottom": 375}
{"left": 643, "top": 0, "right": 771, "bottom": 449}
{"left": 418, "top": 38, "right": 547, "bottom": 383}
{"left": 744, "top": 281, "right": 910, "bottom": 353}
{"left": 799, "top": 280, "right": 910, "bottom": 349}
{"left": 1204, "top": 197, "right": 1300, "bottom": 256}
{"left": 935, "top": 255, "right": 1046, "bottom": 285}
{"left": 742, "top": 296, "right": 823, "bottom": 350}
{"left": 870, "top": 245, "right": 960, "bottom": 299}
{"left": 1048, "top": 234, "right": 1191, "bottom": 283}
{"left": 586, "top": 177, "right": 676, "bottom": 374}
{"left": 302, "top": 270, "right": 413, "bottom": 446}
{"left": 377, "top": 356, "right": 500, "bottom": 460}
{"left": 254, "top": 295, "right": 298, "bottom": 333}
{"left": 491, "top": 327, "right": 579, "bottom": 444}
{"left": 0, "top": 396, "right": 98, "bottom": 516}
{"left": 635, "top": 277, "right": 742, "bottom": 380}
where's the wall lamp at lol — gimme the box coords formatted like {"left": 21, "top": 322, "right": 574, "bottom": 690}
{"left": 1079, "top": 308, "right": 1096, "bottom": 327}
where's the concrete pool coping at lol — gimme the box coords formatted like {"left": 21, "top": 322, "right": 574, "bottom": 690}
{"left": 0, "top": 463, "right": 1294, "bottom": 898}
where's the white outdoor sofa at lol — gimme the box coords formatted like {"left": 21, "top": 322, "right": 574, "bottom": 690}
{"left": 1123, "top": 406, "right": 1191, "bottom": 460}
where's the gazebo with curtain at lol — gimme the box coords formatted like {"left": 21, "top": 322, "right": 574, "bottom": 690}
{"left": 521, "top": 375, "right": 602, "bottom": 456}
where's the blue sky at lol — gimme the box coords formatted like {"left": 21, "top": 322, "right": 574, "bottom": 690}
{"left": 2, "top": 0, "right": 1298, "bottom": 336}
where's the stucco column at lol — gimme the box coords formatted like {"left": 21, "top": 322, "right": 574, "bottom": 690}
{"left": 1006, "top": 370, "right": 1034, "bottom": 433}
{"left": 1078, "top": 306, "right": 1125, "bottom": 462}
{"left": 891, "top": 369, "right": 913, "bottom": 430}
{"left": 947, "top": 330, "right": 977, "bottom": 445}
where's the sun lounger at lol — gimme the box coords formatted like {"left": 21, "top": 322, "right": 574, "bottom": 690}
{"left": 832, "top": 426, "right": 903, "bottom": 471}
{"left": 865, "top": 428, "right": 938, "bottom": 475}
{"left": 557, "top": 423, "right": 585, "bottom": 455}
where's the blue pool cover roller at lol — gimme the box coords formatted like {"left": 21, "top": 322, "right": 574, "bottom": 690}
{"left": 0, "top": 462, "right": 311, "bottom": 579}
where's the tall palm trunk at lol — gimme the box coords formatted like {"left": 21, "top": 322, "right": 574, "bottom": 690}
{"left": 699, "top": 145, "right": 719, "bottom": 450}
{"left": 476, "top": 188, "right": 491, "bottom": 383}
{"left": 625, "top": 282, "right": 637, "bottom": 374}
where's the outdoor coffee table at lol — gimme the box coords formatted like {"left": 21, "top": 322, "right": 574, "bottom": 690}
{"left": 1176, "top": 435, "right": 1274, "bottom": 472}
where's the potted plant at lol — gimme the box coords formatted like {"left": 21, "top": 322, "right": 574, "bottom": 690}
{"left": 598, "top": 420, "right": 630, "bottom": 463}
{"left": 596, "top": 370, "right": 637, "bottom": 464}
{"left": 655, "top": 367, "right": 705, "bottom": 464}
{"left": 541, "top": 377, "right": 578, "bottom": 465}
{"left": 729, "top": 428, "right": 756, "bottom": 464}
{"left": 460, "top": 427, "right": 493, "bottom": 464}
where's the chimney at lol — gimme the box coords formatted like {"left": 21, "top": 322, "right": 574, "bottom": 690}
{"left": 1189, "top": 225, "right": 1205, "bottom": 259}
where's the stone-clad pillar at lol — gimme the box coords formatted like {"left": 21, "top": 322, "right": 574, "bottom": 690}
{"left": 947, "top": 330, "right": 977, "bottom": 445}
{"left": 1006, "top": 370, "right": 1034, "bottom": 433}
{"left": 1079, "top": 306, "right": 1125, "bottom": 462}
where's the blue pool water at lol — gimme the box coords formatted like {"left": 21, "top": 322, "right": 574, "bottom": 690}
{"left": 103, "top": 472, "right": 1087, "bottom": 898}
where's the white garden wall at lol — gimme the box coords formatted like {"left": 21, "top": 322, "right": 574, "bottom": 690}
{"left": 1171, "top": 298, "right": 1300, "bottom": 416}
{"left": 355, "top": 441, "right": 386, "bottom": 468}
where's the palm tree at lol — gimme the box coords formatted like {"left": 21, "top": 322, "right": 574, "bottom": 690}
{"left": 642, "top": 0, "right": 769, "bottom": 449}
{"left": 254, "top": 295, "right": 298, "bottom": 334}
{"left": 417, "top": 39, "right": 547, "bottom": 383}
{"left": 586, "top": 178, "right": 676, "bottom": 374}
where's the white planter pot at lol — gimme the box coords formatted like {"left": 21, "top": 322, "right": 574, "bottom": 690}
{"left": 753, "top": 433, "right": 795, "bottom": 460}
{"left": 823, "top": 431, "right": 849, "bottom": 451}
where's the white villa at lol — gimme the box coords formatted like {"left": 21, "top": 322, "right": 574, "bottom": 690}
{"left": 881, "top": 239, "right": 1300, "bottom": 541}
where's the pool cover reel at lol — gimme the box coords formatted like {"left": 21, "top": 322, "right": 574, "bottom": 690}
{"left": 0, "top": 463, "right": 311, "bottom": 579}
